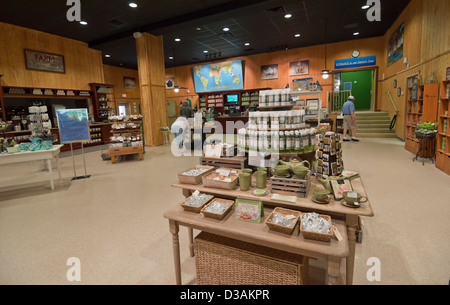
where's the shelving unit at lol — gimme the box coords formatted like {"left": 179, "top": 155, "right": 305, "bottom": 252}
{"left": 0, "top": 85, "right": 92, "bottom": 122}
{"left": 108, "top": 119, "right": 144, "bottom": 163}
{"left": 436, "top": 80, "right": 450, "bottom": 174}
{"left": 198, "top": 89, "right": 268, "bottom": 114}
{"left": 405, "top": 83, "right": 439, "bottom": 154}
{"left": 89, "top": 83, "right": 117, "bottom": 122}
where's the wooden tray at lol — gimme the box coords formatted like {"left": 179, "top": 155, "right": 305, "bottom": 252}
{"left": 178, "top": 165, "right": 215, "bottom": 185}
{"left": 299, "top": 213, "right": 334, "bottom": 242}
{"left": 201, "top": 198, "right": 234, "bottom": 220}
{"left": 265, "top": 207, "right": 301, "bottom": 235}
{"left": 180, "top": 194, "right": 214, "bottom": 213}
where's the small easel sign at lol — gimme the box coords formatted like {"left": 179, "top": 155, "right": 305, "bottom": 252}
{"left": 204, "top": 144, "right": 223, "bottom": 158}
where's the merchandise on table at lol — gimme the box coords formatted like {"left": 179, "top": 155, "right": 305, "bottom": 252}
{"left": 181, "top": 193, "right": 214, "bottom": 213}
{"left": 316, "top": 132, "right": 344, "bottom": 178}
{"left": 201, "top": 199, "right": 234, "bottom": 220}
{"left": 300, "top": 213, "right": 333, "bottom": 242}
{"left": 177, "top": 165, "right": 215, "bottom": 185}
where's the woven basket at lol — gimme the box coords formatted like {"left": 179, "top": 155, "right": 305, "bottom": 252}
{"left": 300, "top": 213, "right": 333, "bottom": 242}
{"left": 265, "top": 207, "right": 301, "bottom": 235}
{"left": 180, "top": 194, "right": 214, "bottom": 213}
{"left": 178, "top": 165, "right": 215, "bottom": 185}
{"left": 201, "top": 198, "right": 234, "bottom": 220}
{"left": 195, "top": 232, "right": 308, "bottom": 285}
{"left": 202, "top": 169, "right": 240, "bottom": 190}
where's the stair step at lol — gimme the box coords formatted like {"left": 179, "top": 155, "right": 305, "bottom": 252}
{"left": 357, "top": 123, "right": 391, "bottom": 128}
{"left": 356, "top": 115, "right": 391, "bottom": 120}
{"left": 357, "top": 133, "right": 398, "bottom": 138}
{"left": 358, "top": 120, "right": 391, "bottom": 124}
{"left": 355, "top": 112, "right": 390, "bottom": 116}
{"left": 358, "top": 128, "right": 396, "bottom": 133}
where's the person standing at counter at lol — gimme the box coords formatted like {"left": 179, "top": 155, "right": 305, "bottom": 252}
{"left": 180, "top": 100, "right": 194, "bottom": 118}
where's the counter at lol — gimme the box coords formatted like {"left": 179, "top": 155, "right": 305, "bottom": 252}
{"left": 209, "top": 116, "right": 248, "bottom": 134}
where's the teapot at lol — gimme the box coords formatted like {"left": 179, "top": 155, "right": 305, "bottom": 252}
{"left": 279, "top": 159, "right": 311, "bottom": 170}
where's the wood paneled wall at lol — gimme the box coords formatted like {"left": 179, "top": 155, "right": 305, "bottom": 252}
{"left": 0, "top": 22, "right": 104, "bottom": 90}
{"left": 378, "top": 0, "right": 450, "bottom": 139}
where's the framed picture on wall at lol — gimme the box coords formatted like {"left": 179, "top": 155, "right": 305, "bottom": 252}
{"left": 165, "top": 77, "right": 175, "bottom": 89}
{"left": 124, "top": 77, "right": 137, "bottom": 89}
{"left": 387, "top": 23, "right": 404, "bottom": 67}
{"left": 289, "top": 60, "right": 309, "bottom": 76}
{"left": 261, "top": 64, "right": 278, "bottom": 80}
{"left": 24, "top": 49, "right": 65, "bottom": 73}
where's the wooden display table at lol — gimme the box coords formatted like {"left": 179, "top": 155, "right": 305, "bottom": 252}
{"left": 171, "top": 176, "right": 374, "bottom": 285}
{"left": 0, "top": 145, "right": 63, "bottom": 190}
{"left": 164, "top": 204, "right": 348, "bottom": 285}
{"left": 108, "top": 146, "right": 144, "bottom": 163}
{"left": 200, "top": 156, "right": 247, "bottom": 169}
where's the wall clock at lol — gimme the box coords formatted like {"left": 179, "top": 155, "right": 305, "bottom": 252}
{"left": 352, "top": 50, "right": 360, "bottom": 58}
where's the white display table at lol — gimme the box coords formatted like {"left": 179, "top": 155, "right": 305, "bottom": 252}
{"left": 0, "top": 145, "right": 63, "bottom": 190}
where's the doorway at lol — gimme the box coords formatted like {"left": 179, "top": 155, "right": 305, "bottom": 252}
{"left": 167, "top": 100, "right": 177, "bottom": 127}
{"left": 339, "top": 69, "right": 376, "bottom": 111}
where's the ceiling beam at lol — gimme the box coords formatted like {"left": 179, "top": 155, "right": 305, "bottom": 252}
{"left": 88, "top": 0, "right": 270, "bottom": 48}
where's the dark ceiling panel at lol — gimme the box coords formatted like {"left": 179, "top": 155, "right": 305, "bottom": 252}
{"left": 0, "top": 0, "right": 411, "bottom": 69}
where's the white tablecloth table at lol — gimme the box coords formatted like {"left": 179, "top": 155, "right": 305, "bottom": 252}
{"left": 0, "top": 145, "right": 63, "bottom": 190}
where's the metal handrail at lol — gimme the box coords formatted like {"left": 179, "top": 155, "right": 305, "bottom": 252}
{"left": 327, "top": 90, "right": 352, "bottom": 113}
{"left": 387, "top": 92, "right": 399, "bottom": 130}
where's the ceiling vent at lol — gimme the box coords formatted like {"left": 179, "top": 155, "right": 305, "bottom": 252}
{"left": 110, "top": 19, "right": 125, "bottom": 27}
{"left": 266, "top": 7, "right": 286, "bottom": 16}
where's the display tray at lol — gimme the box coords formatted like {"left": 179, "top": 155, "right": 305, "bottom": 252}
{"left": 265, "top": 207, "right": 301, "bottom": 235}
{"left": 299, "top": 213, "right": 334, "bottom": 242}
{"left": 201, "top": 198, "right": 234, "bottom": 220}
{"left": 180, "top": 194, "right": 214, "bottom": 213}
{"left": 177, "top": 165, "right": 215, "bottom": 185}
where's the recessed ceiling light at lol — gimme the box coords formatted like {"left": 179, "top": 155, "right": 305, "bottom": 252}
{"left": 295, "top": 33, "right": 301, "bottom": 37}
{"left": 284, "top": 14, "right": 292, "bottom": 19}
{"left": 244, "top": 43, "right": 250, "bottom": 46}
{"left": 174, "top": 38, "right": 181, "bottom": 42}
{"left": 169, "top": 56, "right": 174, "bottom": 60}
{"left": 353, "top": 32, "right": 360, "bottom": 36}
{"left": 129, "top": 2, "right": 138, "bottom": 8}
{"left": 196, "top": 27, "right": 202, "bottom": 31}
{"left": 362, "top": 5, "right": 370, "bottom": 9}
{"left": 223, "top": 27, "right": 230, "bottom": 32}
{"left": 80, "top": 21, "right": 88, "bottom": 25}
{"left": 203, "top": 50, "right": 208, "bottom": 53}
{"left": 105, "top": 54, "right": 111, "bottom": 58}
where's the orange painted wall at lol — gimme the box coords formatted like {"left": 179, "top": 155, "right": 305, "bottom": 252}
{"left": 166, "top": 36, "right": 385, "bottom": 114}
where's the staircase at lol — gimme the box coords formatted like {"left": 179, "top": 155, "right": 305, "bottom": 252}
{"left": 354, "top": 112, "right": 397, "bottom": 138}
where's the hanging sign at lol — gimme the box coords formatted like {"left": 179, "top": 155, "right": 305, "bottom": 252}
{"left": 56, "top": 109, "right": 90, "bottom": 143}
{"left": 335, "top": 56, "right": 377, "bottom": 69}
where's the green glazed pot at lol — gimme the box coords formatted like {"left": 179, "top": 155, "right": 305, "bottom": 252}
{"left": 292, "top": 166, "right": 309, "bottom": 179}
{"left": 242, "top": 168, "right": 253, "bottom": 175}
{"left": 274, "top": 165, "right": 290, "bottom": 177}
{"left": 239, "top": 173, "right": 251, "bottom": 191}
{"left": 255, "top": 171, "right": 267, "bottom": 189}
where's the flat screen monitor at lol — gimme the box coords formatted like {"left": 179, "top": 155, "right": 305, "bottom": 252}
{"left": 227, "top": 94, "right": 239, "bottom": 103}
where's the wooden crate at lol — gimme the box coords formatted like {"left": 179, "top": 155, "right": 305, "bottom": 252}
{"left": 200, "top": 156, "right": 247, "bottom": 169}
{"left": 108, "top": 146, "right": 144, "bottom": 163}
{"left": 194, "top": 232, "right": 308, "bottom": 285}
{"left": 270, "top": 173, "right": 312, "bottom": 198}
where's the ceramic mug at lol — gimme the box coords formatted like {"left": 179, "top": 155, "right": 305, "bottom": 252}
{"left": 242, "top": 168, "right": 253, "bottom": 175}
{"left": 292, "top": 166, "right": 310, "bottom": 179}
{"left": 255, "top": 171, "right": 267, "bottom": 189}
{"left": 239, "top": 173, "right": 251, "bottom": 191}
{"left": 313, "top": 188, "right": 330, "bottom": 201}
{"left": 342, "top": 191, "right": 368, "bottom": 205}
{"left": 274, "top": 165, "right": 290, "bottom": 177}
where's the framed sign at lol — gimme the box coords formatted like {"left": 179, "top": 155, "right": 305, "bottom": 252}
{"left": 261, "top": 64, "right": 278, "bottom": 80}
{"left": 24, "top": 49, "right": 65, "bottom": 73}
{"left": 56, "top": 109, "right": 90, "bottom": 143}
{"left": 124, "top": 77, "right": 136, "bottom": 89}
{"left": 289, "top": 60, "right": 309, "bottom": 76}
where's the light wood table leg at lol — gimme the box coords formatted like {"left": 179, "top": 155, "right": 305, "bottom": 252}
{"left": 327, "top": 256, "right": 342, "bottom": 285}
{"left": 169, "top": 220, "right": 182, "bottom": 285}
{"left": 47, "top": 159, "right": 54, "bottom": 190}
{"left": 188, "top": 228, "right": 195, "bottom": 257}
{"left": 56, "top": 155, "right": 62, "bottom": 181}
{"left": 346, "top": 215, "right": 358, "bottom": 285}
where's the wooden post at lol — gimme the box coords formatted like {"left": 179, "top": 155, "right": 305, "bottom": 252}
{"left": 135, "top": 33, "right": 168, "bottom": 147}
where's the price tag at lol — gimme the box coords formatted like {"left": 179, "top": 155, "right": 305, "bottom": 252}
{"left": 217, "top": 169, "right": 230, "bottom": 177}
{"left": 192, "top": 190, "right": 200, "bottom": 197}
{"left": 332, "top": 226, "right": 343, "bottom": 241}
{"left": 347, "top": 192, "right": 358, "bottom": 198}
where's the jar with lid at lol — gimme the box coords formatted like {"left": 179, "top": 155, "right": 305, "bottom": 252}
{"left": 279, "top": 111, "right": 286, "bottom": 129}
{"left": 294, "top": 130, "right": 301, "bottom": 153}
{"left": 286, "top": 130, "right": 293, "bottom": 153}
{"left": 271, "top": 112, "right": 280, "bottom": 129}
{"left": 279, "top": 131, "right": 286, "bottom": 153}
{"left": 262, "top": 112, "right": 269, "bottom": 129}
{"left": 273, "top": 89, "right": 281, "bottom": 106}
{"left": 286, "top": 112, "right": 293, "bottom": 129}
{"left": 272, "top": 131, "right": 279, "bottom": 153}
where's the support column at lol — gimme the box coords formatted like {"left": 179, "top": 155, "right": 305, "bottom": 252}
{"left": 136, "top": 33, "right": 168, "bottom": 147}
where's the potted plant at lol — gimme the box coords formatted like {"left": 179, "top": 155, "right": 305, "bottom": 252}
{"left": 415, "top": 122, "right": 438, "bottom": 139}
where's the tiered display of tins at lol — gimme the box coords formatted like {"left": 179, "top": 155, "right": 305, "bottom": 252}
{"left": 315, "top": 132, "right": 344, "bottom": 178}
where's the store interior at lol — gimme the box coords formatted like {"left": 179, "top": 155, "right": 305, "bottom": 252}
{"left": 0, "top": 0, "right": 449, "bottom": 286}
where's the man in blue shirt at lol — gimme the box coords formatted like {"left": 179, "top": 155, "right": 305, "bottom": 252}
{"left": 342, "top": 96, "right": 359, "bottom": 142}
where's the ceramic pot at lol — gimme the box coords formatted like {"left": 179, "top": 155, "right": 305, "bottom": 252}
{"left": 274, "top": 165, "right": 290, "bottom": 177}
{"left": 239, "top": 173, "right": 251, "bottom": 191}
{"left": 292, "top": 166, "right": 310, "bottom": 179}
{"left": 255, "top": 171, "right": 267, "bottom": 189}
{"left": 313, "top": 188, "right": 330, "bottom": 201}
{"left": 242, "top": 169, "right": 253, "bottom": 175}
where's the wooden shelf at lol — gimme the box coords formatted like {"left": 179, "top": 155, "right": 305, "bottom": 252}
{"left": 258, "top": 105, "right": 294, "bottom": 110}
